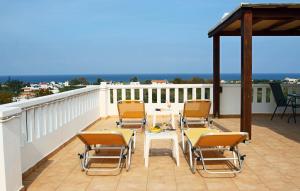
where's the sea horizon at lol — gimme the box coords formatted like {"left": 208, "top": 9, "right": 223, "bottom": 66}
{"left": 0, "top": 73, "right": 300, "bottom": 83}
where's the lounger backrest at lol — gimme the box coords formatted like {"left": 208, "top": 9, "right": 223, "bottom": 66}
{"left": 196, "top": 132, "right": 248, "bottom": 147}
{"left": 77, "top": 131, "right": 127, "bottom": 146}
{"left": 183, "top": 100, "right": 211, "bottom": 118}
{"left": 117, "top": 100, "right": 145, "bottom": 119}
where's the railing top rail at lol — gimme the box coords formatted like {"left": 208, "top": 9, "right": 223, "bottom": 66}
{"left": 106, "top": 84, "right": 213, "bottom": 89}
{"left": 2, "top": 85, "right": 100, "bottom": 110}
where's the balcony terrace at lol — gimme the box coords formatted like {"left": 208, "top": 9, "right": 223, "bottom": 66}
{"left": 22, "top": 115, "right": 300, "bottom": 191}
{"left": 0, "top": 83, "right": 299, "bottom": 191}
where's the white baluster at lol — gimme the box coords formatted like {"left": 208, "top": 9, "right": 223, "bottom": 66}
{"left": 262, "top": 87, "right": 266, "bottom": 103}
{"left": 139, "top": 88, "right": 143, "bottom": 101}
{"left": 253, "top": 87, "right": 257, "bottom": 103}
{"left": 53, "top": 102, "right": 58, "bottom": 130}
{"left": 148, "top": 88, "right": 152, "bottom": 103}
{"left": 48, "top": 104, "right": 53, "bottom": 133}
{"left": 122, "top": 88, "right": 126, "bottom": 100}
{"left": 201, "top": 88, "right": 205, "bottom": 99}
{"left": 43, "top": 106, "right": 47, "bottom": 135}
{"left": 192, "top": 88, "right": 196, "bottom": 100}
{"left": 35, "top": 107, "right": 41, "bottom": 138}
{"left": 210, "top": 86, "right": 213, "bottom": 101}
{"left": 183, "top": 88, "right": 187, "bottom": 101}
{"left": 157, "top": 88, "right": 161, "bottom": 103}
{"left": 175, "top": 88, "right": 179, "bottom": 103}
{"left": 131, "top": 88, "right": 134, "bottom": 100}
{"left": 20, "top": 111, "right": 26, "bottom": 145}
{"left": 27, "top": 109, "right": 34, "bottom": 142}
{"left": 113, "top": 89, "right": 117, "bottom": 104}
{"left": 166, "top": 88, "right": 170, "bottom": 103}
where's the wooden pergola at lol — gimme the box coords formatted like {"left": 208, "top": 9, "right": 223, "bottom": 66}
{"left": 208, "top": 3, "right": 300, "bottom": 139}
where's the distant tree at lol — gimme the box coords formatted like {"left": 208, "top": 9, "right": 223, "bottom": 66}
{"left": 130, "top": 76, "right": 138, "bottom": 82}
{"left": 93, "top": 78, "right": 103, "bottom": 85}
{"left": 0, "top": 92, "right": 14, "bottom": 104}
{"left": 172, "top": 78, "right": 183, "bottom": 84}
{"left": 171, "top": 77, "right": 212, "bottom": 84}
{"left": 35, "top": 89, "right": 53, "bottom": 97}
{"left": 142, "top": 80, "right": 152, "bottom": 84}
{"left": 69, "top": 77, "right": 89, "bottom": 86}
{"left": 190, "top": 77, "right": 205, "bottom": 84}
{"left": 5, "top": 80, "right": 25, "bottom": 94}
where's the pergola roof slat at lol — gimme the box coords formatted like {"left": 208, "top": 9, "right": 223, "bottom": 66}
{"left": 208, "top": 3, "right": 300, "bottom": 37}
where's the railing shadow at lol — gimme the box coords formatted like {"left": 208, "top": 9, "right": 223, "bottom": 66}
{"left": 22, "top": 159, "right": 54, "bottom": 188}
{"left": 214, "top": 115, "right": 300, "bottom": 144}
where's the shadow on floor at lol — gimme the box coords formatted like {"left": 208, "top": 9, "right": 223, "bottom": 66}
{"left": 252, "top": 115, "right": 300, "bottom": 143}
{"left": 22, "top": 159, "right": 54, "bottom": 188}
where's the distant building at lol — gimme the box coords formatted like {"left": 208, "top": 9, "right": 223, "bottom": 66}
{"left": 39, "top": 82, "right": 49, "bottom": 89}
{"left": 64, "top": 81, "right": 69, "bottom": 86}
{"left": 16, "top": 91, "right": 36, "bottom": 101}
{"left": 130, "top": 82, "right": 140, "bottom": 85}
{"left": 151, "top": 80, "right": 168, "bottom": 84}
{"left": 284, "top": 77, "right": 298, "bottom": 84}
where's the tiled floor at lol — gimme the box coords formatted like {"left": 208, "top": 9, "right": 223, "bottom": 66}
{"left": 23, "top": 115, "right": 300, "bottom": 191}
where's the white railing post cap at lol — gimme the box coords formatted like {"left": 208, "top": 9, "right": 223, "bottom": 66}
{"left": 0, "top": 107, "right": 21, "bottom": 119}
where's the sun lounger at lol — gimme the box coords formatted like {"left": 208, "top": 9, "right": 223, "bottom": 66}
{"left": 184, "top": 128, "right": 248, "bottom": 174}
{"left": 179, "top": 100, "right": 212, "bottom": 151}
{"left": 116, "top": 100, "right": 147, "bottom": 149}
{"left": 77, "top": 128, "right": 134, "bottom": 172}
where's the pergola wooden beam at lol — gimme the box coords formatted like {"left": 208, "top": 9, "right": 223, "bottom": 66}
{"left": 240, "top": 9, "right": 252, "bottom": 138}
{"left": 218, "top": 30, "right": 300, "bottom": 36}
{"left": 213, "top": 35, "right": 220, "bottom": 117}
{"left": 252, "top": 8, "right": 300, "bottom": 19}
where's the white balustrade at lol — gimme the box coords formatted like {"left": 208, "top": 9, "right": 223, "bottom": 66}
{"left": 106, "top": 84, "right": 214, "bottom": 115}
{"left": 1, "top": 86, "right": 101, "bottom": 179}
{"left": 106, "top": 83, "right": 300, "bottom": 116}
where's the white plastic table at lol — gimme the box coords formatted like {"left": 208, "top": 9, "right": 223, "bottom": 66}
{"left": 152, "top": 108, "right": 175, "bottom": 129}
{"left": 144, "top": 130, "right": 179, "bottom": 167}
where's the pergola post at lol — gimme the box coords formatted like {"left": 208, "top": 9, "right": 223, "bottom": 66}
{"left": 213, "top": 35, "right": 220, "bottom": 117}
{"left": 241, "top": 10, "right": 252, "bottom": 139}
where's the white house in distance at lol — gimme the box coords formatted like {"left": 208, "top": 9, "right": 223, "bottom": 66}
{"left": 129, "top": 82, "right": 140, "bottom": 85}
{"left": 284, "top": 77, "right": 299, "bottom": 84}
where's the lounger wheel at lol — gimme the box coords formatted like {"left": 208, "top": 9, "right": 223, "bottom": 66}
{"left": 240, "top": 155, "right": 246, "bottom": 161}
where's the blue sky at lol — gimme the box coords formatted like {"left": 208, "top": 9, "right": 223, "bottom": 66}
{"left": 0, "top": 0, "right": 299, "bottom": 75}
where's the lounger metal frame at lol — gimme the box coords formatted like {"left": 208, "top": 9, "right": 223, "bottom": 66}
{"left": 185, "top": 139, "right": 246, "bottom": 174}
{"left": 79, "top": 138, "right": 133, "bottom": 173}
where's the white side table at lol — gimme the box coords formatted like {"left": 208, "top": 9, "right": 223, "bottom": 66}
{"left": 152, "top": 108, "right": 175, "bottom": 129}
{"left": 144, "top": 131, "right": 179, "bottom": 167}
